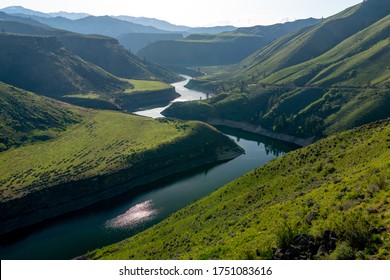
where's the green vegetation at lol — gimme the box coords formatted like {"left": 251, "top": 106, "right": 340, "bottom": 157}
{"left": 137, "top": 19, "right": 319, "bottom": 67}
{"left": 86, "top": 119, "right": 390, "bottom": 260}
{"left": 0, "top": 82, "right": 83, "bottom": 152}
{"left": 164, "top": 1, "right": 390, "bottom": 138}
{"left": 123, "top": 79, "right": 171, "bottom": 94}
{"left": 0, "top": 82, "right": 240, "bottom": 234}
{"left": 0, "top": 110, "right": 197, "bottom": 200}
{"left": 0, "top": 33, "right": 127, "bottom": 98}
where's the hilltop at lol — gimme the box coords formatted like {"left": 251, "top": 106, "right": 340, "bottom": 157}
{"left": 85, "top": 119, "right": 390, "bottom": 260}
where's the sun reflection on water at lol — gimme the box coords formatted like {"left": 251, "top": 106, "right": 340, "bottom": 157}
{"left": 105, "top": 200, "right": 158, "bottom": 229}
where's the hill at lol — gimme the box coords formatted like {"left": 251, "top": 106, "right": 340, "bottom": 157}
{"left": 85, "top": 119, "right": 390, "bottom": 260}
{"left": 0, "top": 33, "right": 128, "bottom": 98}
{"left": 117, "top": 33, "right": 183, "bottom": 53}
{"left": 0, "top": 84, "right": 242, "bottom": 235}
{"left": 137, "top": 18, "right": 319, "bottom": 67}
{"left": 164, "top": 0, "right": 390, "bottom": 138}
{"left": 235, "top": 0, "right": 390, "bottom": 81}
{"left": 57, "top": 34, "right": 180, "bottom": 82}
{"left": 0, "top": 18, "right": 181, "bottom": 83}
{"left": 0, "top": 82, "right": 82, "bottom": 152}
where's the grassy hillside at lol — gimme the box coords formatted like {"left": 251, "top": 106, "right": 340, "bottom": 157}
{"left": 0, "top": 82, "right": 82, "bottom": 152}
{"left": 235, "top": 0, "right": 390, "bottom": 81}
{"left": 0, "top": 86, "right": 241, "bottom": 234}
{"left": 263, "top": 14, "right": 390, "bottom": 88}
{"left": 137, "top": 19, "right": 319, "bottom": 67}
{"left": 86, "top": 119, "right": 390, "bottom": 260}
{"left": 58, "top": 34, "right": 180, "bottom": 83}
{"left": 0, "top": 20, "right": 180, "bottom": 83}
{"left": 164, "top": 2, "right": 390, "bottom": 138}
{"left": 0, "top": 33, "right": 127, "bottom": 98}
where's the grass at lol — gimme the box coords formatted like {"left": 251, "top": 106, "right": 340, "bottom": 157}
{"left": 122, "top": 79, "right": 171, "bottom": 94}
{"left": 85, "top": 119, "right": 390, "bottom": 260}
{"left": 0, "top": 110, "right": 204, "bottom": 201}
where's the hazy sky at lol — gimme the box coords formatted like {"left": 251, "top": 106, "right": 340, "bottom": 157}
{"left": 0, "top": 0, "right": 363, "bottom": 27}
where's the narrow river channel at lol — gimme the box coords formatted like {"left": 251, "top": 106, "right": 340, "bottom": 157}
{"left": 0, "top": 76, "right": 295, "bottom": 260}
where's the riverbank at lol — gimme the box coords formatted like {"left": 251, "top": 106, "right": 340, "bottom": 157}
{"left": 208, "top": 118, "right": 314, "bottom": 147}
{"left": 0, "top": 112, "right": 242, "bottom": 236}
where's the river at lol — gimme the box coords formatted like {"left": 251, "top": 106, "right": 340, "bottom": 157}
{"left": 0, "top": 76, "right": 295, "bottom": 260}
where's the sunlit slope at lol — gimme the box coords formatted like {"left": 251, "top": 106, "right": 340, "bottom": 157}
{"left": 87, "top": 119, "right": 390, "bottom": 260}
{"left": 263, "top": 14, "right": 390, "bottom": 88}
{"left": 0, "top": 82, "right": 83, "bottom": 152}
{"left": 235, "top": 0, "right": 390, "bottom": 81}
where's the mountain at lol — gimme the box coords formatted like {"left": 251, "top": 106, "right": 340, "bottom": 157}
{"left": 14, "top": 14, "right": 168, "bottom": 38}
{"left": 85, "top": 118, "right": 390, "bottom": 260}
{"left": 0, "top": 6, "right": 51, "bottom": 18}
{"left": 0, "top": 11, "right": 48, "bottom": 28}
{"left": 117, "top": 33, "right": 183, "bottom": 55}
{"left": 48, "top": 11, "right": 90, "bottom": 20}
{"left": 0, "top": 19, "right": 180, "bottom": 82}
{"left": 137, "top": 18, "right": 319, "bottom": 67}
{"left": 0, "top": 33, "right": 127, "bottom": 98}
{"left": 164, "top": 0, "right": 390, "bottom": 138}
{"left": 113, "top": 15, "right": 190, "bottom": 32}
{"left": 235, "top": 0, "right": 390, "bottom": 81}
{"left": 0, "top": 82, "right": 82, "bottom": 152}
{"left": 57, "top": 33, "right": 180, "bottom": 82}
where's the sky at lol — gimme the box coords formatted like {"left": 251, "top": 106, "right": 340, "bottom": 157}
{"left": 0, "top": 0, "right": 363, "bottom": 27}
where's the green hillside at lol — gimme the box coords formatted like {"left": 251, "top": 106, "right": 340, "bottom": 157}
{"left": 0, "top": 33, "right": 127, "bottom": 98}
{"left": 263, "top": 14, "right": 390, "bottom": 88}
{"left": 0, "top": 84, "right": 241, "bottom": 234}
{"left": 235, "top": 0, "right": 390, "bottom": 81}
{"left": 58, "top": 34, "right": 180, "bottom": 83}
{"left": 0, "top": 20, "right": 180, "bottom": 83}
{"left": 0, "top": 82, "right": 82, "bottom": 152}
{"left": 86, "top": 119, "right": 390, "bottom": 260}
{"left": 164, "top": 1, "right": 390, "bottom": 138}
{"left": 137, "top": 19, "right": 319, "bottom": 67}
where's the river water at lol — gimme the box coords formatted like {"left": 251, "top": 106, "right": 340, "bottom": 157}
{"left": 0, "top": 77, "right": 295, "bottom": 260}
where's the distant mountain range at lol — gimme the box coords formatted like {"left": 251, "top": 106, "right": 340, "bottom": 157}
{"left": 0, "top": 6, "right": 237, "bottom": 35}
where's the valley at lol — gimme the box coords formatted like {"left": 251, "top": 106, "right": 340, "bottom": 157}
{"left": 0, "top": 0, "right": 389, "bottom": 261}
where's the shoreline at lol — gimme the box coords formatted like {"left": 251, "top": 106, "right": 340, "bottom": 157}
{"left": 208, "top": 118, "right": 314, "bottom": 147}
{"left": 0, "top": 144, "right": 243, "bottom": 236}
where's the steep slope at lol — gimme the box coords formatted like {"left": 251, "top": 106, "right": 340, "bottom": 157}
{"left": 86, "top": 119, "right": 390, "bottom": 260}
{"left": 0, "top": 19, "right": 180, "bottom": 83}
{"left": 235, "top": 0, "right": 390, "bottom": 81}
{"left": 263, "top": 14, "right": 390, "bottom": 88}
{"left": 164, "top": 1, "right": 390, "bottom": 138}
{"left": 137, "top": 19, "right": 319, "bottom": 67}
{"left": 58, "top": 34, "right": 180, "bottom": 82}
{"left": 0, "top": 33, "right": 127, "bottom": 98}
{"left": 0, "top": 82, "right": 82, "bottom": 152}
